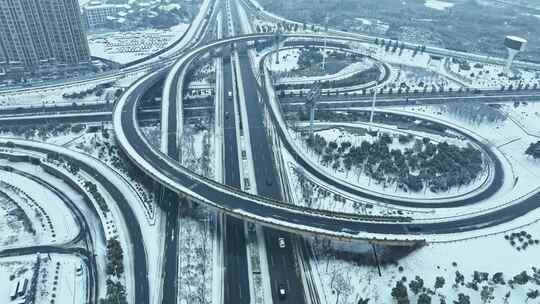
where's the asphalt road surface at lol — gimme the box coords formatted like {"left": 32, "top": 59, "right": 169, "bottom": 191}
{"left": 223, "top": 56, "right": 251, "bottom": 304}
{"left": 237, "top": 51, "right": 307, "bottom": 304}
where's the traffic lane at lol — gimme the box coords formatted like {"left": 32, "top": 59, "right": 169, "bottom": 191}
{"left": 222, "top": 56, "right": 251, "bottom": 304}
{"left": 224, "top": 217, "right": 250, "bottom": 304}
{"left": 161, "top": 203, "right": 179, "bottom": 304}
{"left": 223, "top": 58, "right": 241, "bottom": 188}
{"left": 265, "top": 229, "right": 301, "bottom": 304}
{"left": 236, "top": 51, "right": 307, "bottom": 304}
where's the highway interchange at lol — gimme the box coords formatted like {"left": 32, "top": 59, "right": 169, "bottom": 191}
{"left": 2, "top": 0, "right": 540, "bottom": 303}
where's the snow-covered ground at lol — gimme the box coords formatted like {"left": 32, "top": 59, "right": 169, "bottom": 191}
{"left": 0, "top": 73, "right": 141, "bottom": 110}
{"left": 88, "top": 23, "right": 189, "bottom": 64}
{"left": 141, "top": 122, "right": 162, "bottom": 150}
{"left": 0, "top": 170, "right": 79, "bottom": 250}
{"left": 177, "top": 120, "right": 216, "bottom": 304}
{"left": 0, "top": 158, "right": 108, "bottom": 300}
{"left": 69, "top": 124, "right": 157, "bottom": 224}
{"left": 311, "top": 222, "right": 540, "bottom": 304}
{"left": 0, "top": 124, "right": 89, "bottom": 146}
{"left": 177, "top": 209, "right": 215, "bottom": 304}
{"left": 386, "top": 64, "right": 461, "bottom": 93}
{"left": 446, "top": 60, "right": 540, "bottom": 90}
{"left": 283, "top": 150, "right": 417, "bottom": 217}
{"left": 180, "top": 121, "right": 214, "bottom": 177}
{"left": 380, "top": 104, "right": 540, "bottom": 219}
{"left": 305, "top": 104, "right": 540, "bottom": 303}
{"left": 0, "top": 191, "right": 37, "bottom": 249}
{"left": 275, "top": 58, "right": 376, "bottom": 86}
{"left": 266, "top": 48, "right": 300, "bottom": 73}
{"left": 424, "top": 0, "right": 455, "bottom": 10}
{"left": 0, "top": 254, "right": 86, "bottom": 304}
{"left": 287, "top": 123, "right": 488, "bottom": 200}
{"left": 499, "top": 102, "right": 540, "bottom": 137}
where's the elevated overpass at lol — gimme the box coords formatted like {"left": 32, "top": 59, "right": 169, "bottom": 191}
{"left": 113, "top": 33, "right": 540, "bottom": 243}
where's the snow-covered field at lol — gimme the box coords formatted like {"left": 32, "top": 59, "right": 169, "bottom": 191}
{"left": 306, "top": 103, "right": 540, "bottom": 304}
{"left": 283, "top": 152, "right": 417, "bottom": 217}
{"left": 499, "top": 102, "right": 540, "bottom": 137}
{"left": 177, "top": 120, "right": 216, "bottom": 304}
{"left": 88, "top": 23, "right": 189, "bottom": 64}
{"left": 177, "top": 209, "right": 215, "bottom": 304}
{"left": 266, "top": 48, "right": 300, "bottom": 73}
{"left": 446, "top": 60, "right": 540, "bottom": 90}
{"left": 0, "top": 254, "right": 86, "bottom": 304}
{"left": 0, "top": 191, "right": 37, "bottom": 249}
{"left": 0, "top": 74, "right": 141, "bottom": 110}
{"left": 424, "top": 0, "right": 455, "bottom": 10}
{"left": 70, "top": 124, "right": 157, "bottom": 224}
{"left": 181, "top": 121, "right": 214, "bottom": 177}
{"left": 0, "top": 124, "right": 89, "bottom": 146}
{"left": 311, "top": 226, "right": 540, "bottom": 304}
{"left": 386, "top": 64, "right": 461, "bottom": 93}
{"left": 288, "top": 123, "right": 488, "bottom": 200}
{"left": 0, "top": 170, "right": 79, "bottom": 250}
{"left": 141, "top": 122, "right": 162, "bottom": 150}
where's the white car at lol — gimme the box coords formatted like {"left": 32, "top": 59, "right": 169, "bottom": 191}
{"left": 227, "top": 91, "right": 233, "bottom": 98}
{"left": 278, "top": 283, "right": 287, "bottom": 300}
{"left": 278, "top": 237, "right": 286, "bottom": 248}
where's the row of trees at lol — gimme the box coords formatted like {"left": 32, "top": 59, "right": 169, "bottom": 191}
{"left": 255, "top": 20, "right": 318, "bottom": 34}
{"left": 106, "top": 238, "right": 124, "bottom": 277}
{"left": 305, "top": 132, "right": 484, "bottom": 194}
{"left": 62, "top": 82, "right": 117, "bottom": 100}
{"left": 275, "top": 67, "right": 381, "bottom": 91}
{"left": 100, "top": 279, "right": 128, "bottom": 304}
{"left": 278, "top": 80, "right": 487, "bottom": 99}
{"left": 391, "top": 268, "right": 540, "bottom": 304}
{"left": 525, "top": 141, "right": 540, "bottom": 159}
{"left": 440, "top": 102, "right": 507, "bottom": 126}
{"left": 82, "top": 180, "right": 110, "bottom": 213}
{"left": 0, "top": 123, "right": 86, "bottom": 141}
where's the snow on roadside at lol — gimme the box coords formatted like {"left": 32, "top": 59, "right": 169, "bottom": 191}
{"left": 0, "top": 124, "right": 89, "bottom": 146}
{"left": 0, "top": 191, "right": 37, "bottom": 250}
{"left": 0, "top": 254, "right": 86, "bottom": 304}
{"left": 177, "top": 120, "right": 216, "bottom": 304}
{"left": 499, "top": 102, "right": 540, "bottom": 137}
{"left": 0, "top": 158, "right": 108, "bottom": 300}
{"left": 287, "top": 123, "right": 489, "bottom": 201}
{"left": 310, "top": 220, "right": 540, "bottom": 304}
{"left": 0, "top": 170, "right": 79, "bottom": 250}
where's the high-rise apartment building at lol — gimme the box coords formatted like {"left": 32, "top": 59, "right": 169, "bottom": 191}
{"left": 0, "top": 0, "right": 91, "bottom": 75}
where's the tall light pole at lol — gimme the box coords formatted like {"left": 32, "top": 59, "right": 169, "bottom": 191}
{"left": 274, "top": 28, "right": 282, "bottom": 65}
{"left": 369, "top": 87, "right": 377, "bottom": 129}
{"left": 305, "top": 81, "right": 323, "bottom": 138}
{"left": 321, "top": 15, "right": 329, "bottom": 72}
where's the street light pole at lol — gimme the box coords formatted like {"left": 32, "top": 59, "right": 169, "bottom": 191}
{"left": 304, "top": 81, "right": 322, "bottom": 138}
{"left": 322, "top": 15, "right": 329, "bottom": 72}
{"left": 274, "top": 29, "right": 282, "bottom": 65}
{"left": 369, "top": 87, "right": 378, "bottom": 131}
